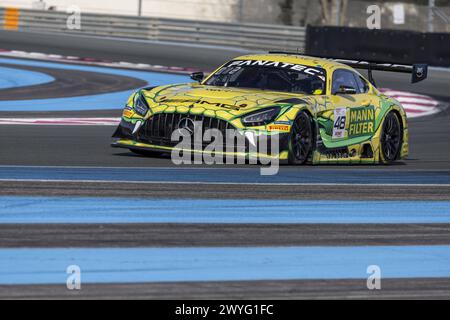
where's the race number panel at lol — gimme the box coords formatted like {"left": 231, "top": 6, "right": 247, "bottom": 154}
{"left": 333, "top": 108, "right": 347, "bottom": 139}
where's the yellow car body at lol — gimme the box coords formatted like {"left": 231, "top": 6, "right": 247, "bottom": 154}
{"left": 112, "top": 54, "right": 409, "bottom": 164}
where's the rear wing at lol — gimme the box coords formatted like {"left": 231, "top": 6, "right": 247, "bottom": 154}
{"left": 334, "top": 60, "right": 428, "bottom": 86}
{"left": 268, "top": 51, "right": 428, "bottom": 87}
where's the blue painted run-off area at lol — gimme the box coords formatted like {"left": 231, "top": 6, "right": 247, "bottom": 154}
{"left": 1, "top": 166, "right": 450, "bottom": 185}
{"left": 1, "top": 196, "right": 450, "bottom": 224}
{"left": 0, "top": 58, "right": 189, "bottom": 111}
{"left": 1, "top": 246, "right": 450, "bottom": 284}
{"left": 0, "top": 65, "right": 55, "bottom": 89}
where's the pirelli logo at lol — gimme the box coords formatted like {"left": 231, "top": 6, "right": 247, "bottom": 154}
{"left": 3, "top": 8, "right": 20, "bottom": 30}
{"left": 123, "top": 109, "right": 134, "bottom": 118}
{"left": 268, "top": 124, "right": 291, "bottom": 132}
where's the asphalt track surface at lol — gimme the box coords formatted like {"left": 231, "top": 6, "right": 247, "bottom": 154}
{"left": 1, "top": 30, "right": 450, "bottom": 299}
{"left": 2, "top": 278, "right": 450, "bottom": 300}
{"left": 0, "top": 108, "right": 449, "bottom": 169}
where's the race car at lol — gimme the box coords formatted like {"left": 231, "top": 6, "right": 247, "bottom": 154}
{"left": 112, "top": 53, "right": 427, "bottom": 164}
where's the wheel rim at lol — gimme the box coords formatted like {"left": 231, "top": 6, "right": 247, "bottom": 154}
{"left": 291, "top": 113, "right": 312, "bottom": 163}
{"left": 381, "top": 113, "right": 401, "bottom": 162}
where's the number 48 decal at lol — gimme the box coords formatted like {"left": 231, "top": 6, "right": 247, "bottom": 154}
{"left": 334, "top": 116, "right": 346, "bottom": 129}
{"left": 333, "top": 108, "right": 347, "bottom": 139}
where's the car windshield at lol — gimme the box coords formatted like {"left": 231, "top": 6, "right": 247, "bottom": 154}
{"left": 204, "top": 59, "right": 326, "bottom": 94}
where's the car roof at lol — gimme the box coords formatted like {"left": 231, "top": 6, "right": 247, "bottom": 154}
{"left": 232, "top": 54, "right": 352, "bottom": 72}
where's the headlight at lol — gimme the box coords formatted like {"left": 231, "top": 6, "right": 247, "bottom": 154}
{"left": 241, "top": 107, "right": 280, "bottom": 126}
{"left": 133, "top": 92, "right": 149, "bottom": 116}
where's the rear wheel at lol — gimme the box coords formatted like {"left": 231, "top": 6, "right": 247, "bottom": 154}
{"left": 380, "top": 111, "right": 402, "bottom": 164}
{"left": 288, "top": 111, "right": 314, "bottom": 165}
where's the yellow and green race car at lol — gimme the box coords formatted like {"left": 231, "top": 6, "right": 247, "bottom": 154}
{"left": 112, "top": 53, "right": 427, "bottom": 164}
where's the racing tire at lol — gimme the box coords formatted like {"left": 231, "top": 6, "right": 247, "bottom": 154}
{"left": 380, "top": 111, "right": 402, "bottom": 164}
{"left": 288, "top": 111, "right": 314, "bottom": 165}
{"left": 129, "top": 148, "right": 164, "bottom": 157}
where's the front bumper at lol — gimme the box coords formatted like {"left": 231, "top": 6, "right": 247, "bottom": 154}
{"left": 111, "top": 117, "right": 290, "bottom": 161}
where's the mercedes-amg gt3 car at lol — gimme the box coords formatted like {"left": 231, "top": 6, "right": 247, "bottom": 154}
{"left": 112, "top": 53, "right": 427, "bottom": 164}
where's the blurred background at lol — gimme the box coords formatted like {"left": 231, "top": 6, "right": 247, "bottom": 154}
{"left": 2, "top": 0, "right": 450, "bottom": 32}
{"left": 1, "top": 0, "right": 449, "bottom": 62}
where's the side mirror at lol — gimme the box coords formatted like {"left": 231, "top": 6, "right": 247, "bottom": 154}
{"left": 190, "top": 72, "right": 204, "bottom": 83}
{"left": 336, "top": 85, "right": 357, "bottom": 95}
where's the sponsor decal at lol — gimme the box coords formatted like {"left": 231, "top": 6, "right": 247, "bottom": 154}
{"left": 332, "top": 108, "right": 347, "bottom": 139}
{"left": 225, "top": 60, "right": 326, "bottom": 81}
{"left": 348, "top": 106, "right": 375, "bottom": 136}
{"left": 268, "top": 124, "right": 291, "bottom": 132}
{"left": 326, "top": 150, "right": 349, "bottom": 159}
{"left": 123, "top": 109, "right": 134, "bottom": 118}
{"left": 332, "top": 106, "right": 376, "bottom": 139}
{"left": 197, "top": 100, "right": 242, "bottom": 110}
{"left": 158, "top": 97, "right": 242, "bottom": 110}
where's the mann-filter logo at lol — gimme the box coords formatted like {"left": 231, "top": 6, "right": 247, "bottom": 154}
{"left": 348, "top": 106, "right": 375, "bottom": 137}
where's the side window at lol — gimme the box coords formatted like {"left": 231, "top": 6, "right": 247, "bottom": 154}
{"left": 355, "top": 75, "right": 370, "bottom": 94}
{"left": 332, "top": 69, "right": 359, "bottom": 94}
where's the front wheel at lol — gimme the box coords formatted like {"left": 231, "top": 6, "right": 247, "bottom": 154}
{"left": 380, "top": 111, "right": 402, "bottom": 164}
{"left": 288, "top": 111, "right": 314, "bottom": 165}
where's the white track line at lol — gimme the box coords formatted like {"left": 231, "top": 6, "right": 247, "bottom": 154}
{"left": 0, "top": 118, "right": 120, "bottom": 126}
{"left": 1, "top": 165, "right": 450, "bottom": 172}
{"left": 0, "top": 178, "right": 449, "bottom": 187}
